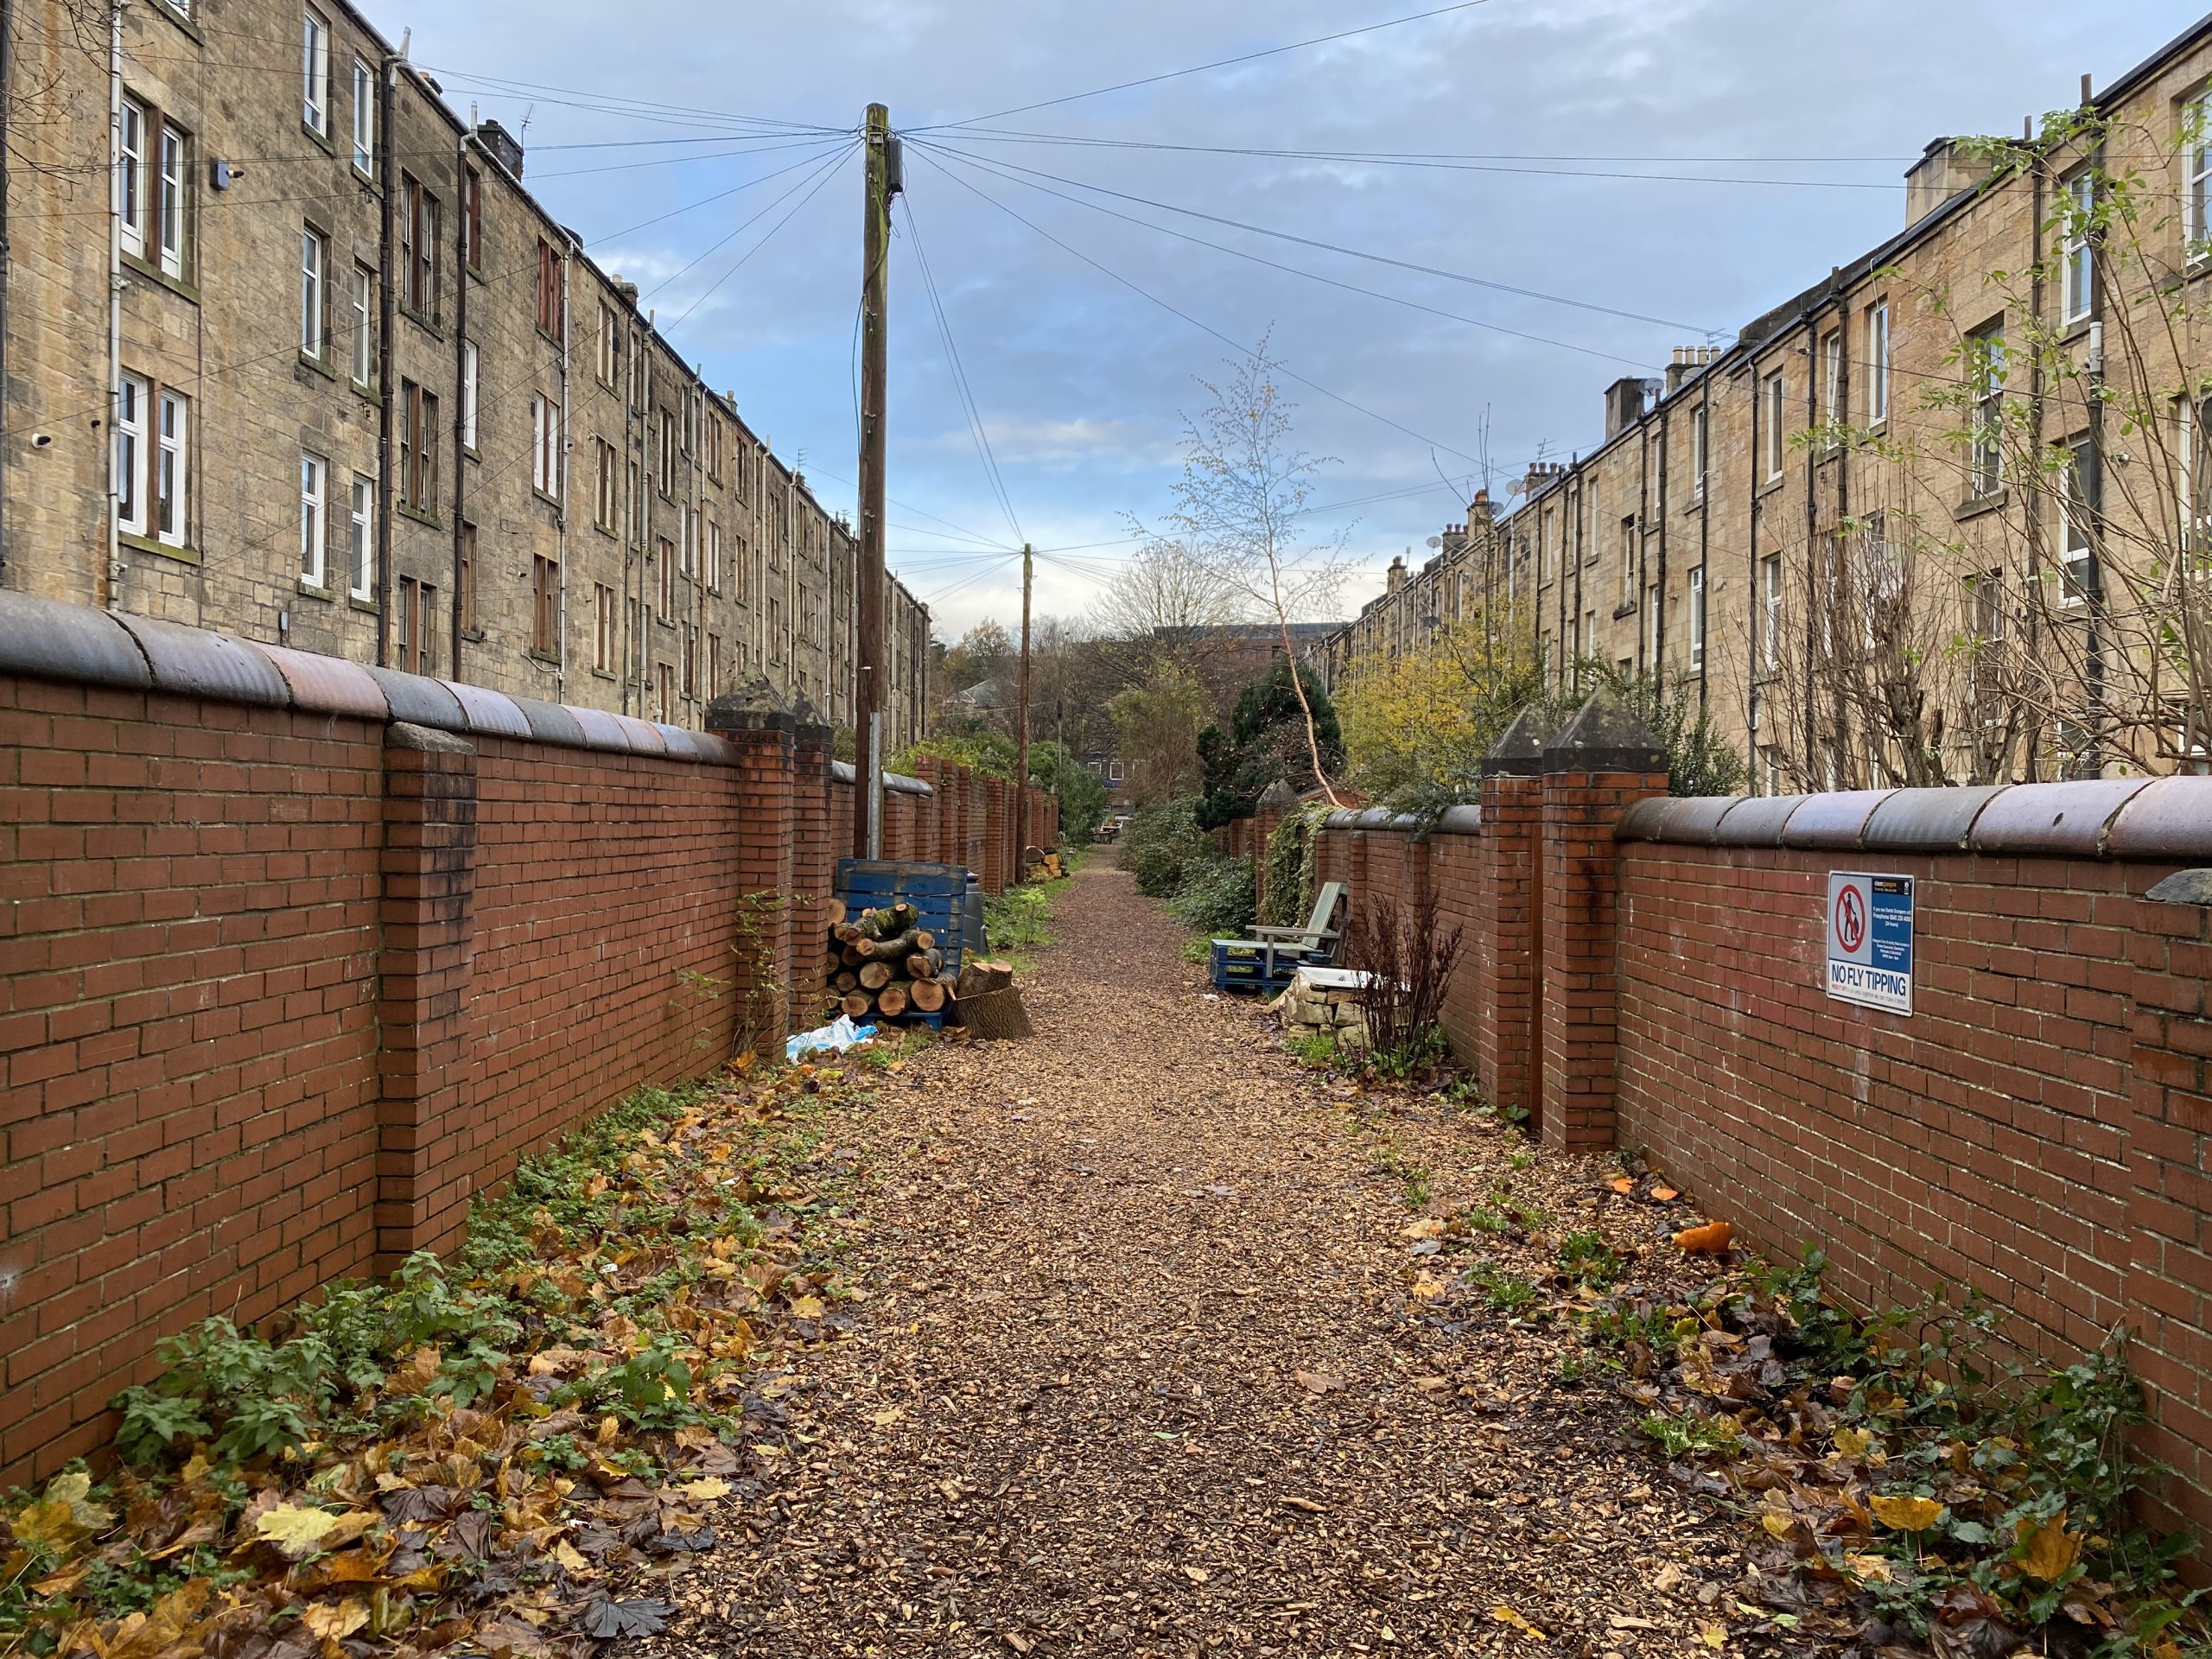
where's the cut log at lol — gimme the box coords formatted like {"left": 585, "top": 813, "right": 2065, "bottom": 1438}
{"left": 858, "top": 902, "right": 918, "bottom": 941}
{"left": 875, "top": 982, "right": 910, "bottom": 1019}
{"left": 957, "top": 986, "right": 1032, "bottom": 1041}
{"left": 903, "top": 949, "right": 942, "bottom": 979}
{"left": 840, "top": 944, "right": 866, "bottom": 968}
{"left": 826, "top": 898, "right": 847, "bottom": 927}
{"left": 832, "top": 922, "right": 863, "bottom": 944}
{"left": 955, "top": 960, "right": 1014, "bottom": 1000}
{"left": 908, "top": 976, "right": 947, "bottom": 1013}
{"left": 912, "top": 930, "right": 936, "bottom": 952}
{"left": 833, "top": 969, "right": 859, "bottom": 993}
{"left": 840, "top": 991, "right": 874, "bottom": 1019}
{"left": 858, "top": 961, "right": 893, "bottom": 991}
{"left": 859, "top": 926, "right": 923, "bottom": 961}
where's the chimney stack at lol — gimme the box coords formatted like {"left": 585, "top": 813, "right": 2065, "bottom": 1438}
{"left": 1385, "top": 555, "right": 1407, "bottom": 594}
{"left": 1605, "top": 376, "right": 1659, "bottom": 438}
{"left": 474, "top": 118, "right": 525, "bottom": 180}
{"left": 1663, "top": 345, "right": 1720, "bottom": 397}
{"left": 1904, "top": 137, "right": 1993, "bottom": 227}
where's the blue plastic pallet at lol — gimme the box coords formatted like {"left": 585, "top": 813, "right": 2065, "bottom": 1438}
{"left": 1210, "top": 937, "right": 1327, "bottom": 995}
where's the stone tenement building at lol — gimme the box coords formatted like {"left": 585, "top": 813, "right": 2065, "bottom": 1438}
{"left": 1323, "top": 13, "right": 2212, "bottom": 791}
{"left": 2, "top": 0, "right": 929, "bottom": 744}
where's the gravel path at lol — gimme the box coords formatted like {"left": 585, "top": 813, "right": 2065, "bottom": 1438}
{"left": 659, "top": 862, "right": 1751, "bottom": 1659}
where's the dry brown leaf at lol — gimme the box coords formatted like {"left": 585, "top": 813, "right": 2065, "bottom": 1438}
{"left": 1293, "top": 1370, "right": 1342, "bottom": 1395}
{"left": 2016, "top": 1512, "right": 2082, "bottom": 1583}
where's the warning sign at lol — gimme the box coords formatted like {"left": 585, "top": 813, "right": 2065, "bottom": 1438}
{"left": 1825, "top": 871, "right": 1914, "bottom": 1015}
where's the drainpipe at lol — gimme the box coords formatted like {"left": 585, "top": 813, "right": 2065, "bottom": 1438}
{"left": 1654, "top": 403, "right": 1669, "bottom": 673}
{"left": 374, "top": 49, "right": 397, "bottom": 664}
{"left": 1637, "top": 415, "right": 1651, "bottom": 672}
{"left": 558, "top": 231, "right": 575, "bottom": 700}
{"left": 1696, "top": 378, "right": 1710, "bottom": 713}
{"left": 449, "top": 132, "right": 468, "bottom": 676}
{"left": 105, "top": 0, "right": 124, "bottom": 612}
{"left": 1803, "top": 313, "right": 1819, "bottom": 781}
{"left": 0, "top": 0, "right": 13, "bottom": 584}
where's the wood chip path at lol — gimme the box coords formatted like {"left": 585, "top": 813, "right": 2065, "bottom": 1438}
{"left": 655, "top": 862, "right": 1771, "bottom": 1659}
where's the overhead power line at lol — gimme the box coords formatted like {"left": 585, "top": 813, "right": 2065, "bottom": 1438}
{"left": 920, "top": 0, "right": 1492, "bottom": 130}
{"left": 901, "top": 194, "right": 1026, "bottom": 547}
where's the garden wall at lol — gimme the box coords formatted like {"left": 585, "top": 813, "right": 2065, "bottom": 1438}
{"left": 1294, "top": 702, "right": 2212, "bottom": 1536}
{"left": 0, "top": 593, "right": 1051, "bottom": 1488}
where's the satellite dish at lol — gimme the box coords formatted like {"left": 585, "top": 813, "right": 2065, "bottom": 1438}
{"left": 1425, "top": 536, "right": 1443, "bottom": 550}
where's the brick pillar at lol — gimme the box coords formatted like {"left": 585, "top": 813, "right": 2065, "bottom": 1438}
{"left": 1251, "top": 780, "right": 1298, "bottom": 919}
{"left": 707, "top": 680, "right": 798, "bottom": 1056}
{"left": 1536, "top": 694, "right": 1667, "bottom": 1152}
{"left": 786, "top": 706, "right": 833, "bottom": 1034}
{"left": 1471, "top": 709, "right": 1553, "bottom": 1131}
{"left": 375, "top": 722, "right": 480, "bottom": 1268}
{"left": 968, "top": 770, "right": 988, "bottom": 880}
{"left": 982, "top": 776, "right": 1006, "bottom": 892}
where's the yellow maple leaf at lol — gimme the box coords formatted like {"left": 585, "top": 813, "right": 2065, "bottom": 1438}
{"left": 552, "top": 1540, "right": 593, "bottom": 1576}
{"left": 1843, "top": 1552, "right": 1894, "bottom": 1583}
{"left": 1700, "top": 1621, "right": 1727, "bottom": 1649}
{"left": 788, "top": 1294, "right": 827, "bottom": 1319}
{"left": 1491, "top": 1605, "right": 1546, "bottom": 1640}
{"left": 302, "top": 1599, "right": 370, "bottom": 1641}
{"left": 679, "top": 1478, "right": 732, "bottom": 1500}
{"left": 1759, "top": 1512, "right": 1795, "bottom": 1539}
{"left": 2016, "top": 1511, "right": 2082, "bottom": 1583}
{"left": 1868, "top": 1493, "right": 1944, "bottom": 1532}
{"left": 1832, "top": 1427, "right": 1872, "bottom": 1460}
{"left": 255, "top": 1503, "right": 341, "bottom": 1559}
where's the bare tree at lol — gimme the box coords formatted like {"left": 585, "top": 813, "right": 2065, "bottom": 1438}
{"left": 1087, "top": 535, "right": 1243, "bottom": 664}
{"left": 1144, "top": 336, "right": 1355, "bottom": 804}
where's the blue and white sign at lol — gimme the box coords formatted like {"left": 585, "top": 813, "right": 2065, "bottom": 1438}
{"left": 1825, "top": 871, "right": 1914, "bottom": 1015}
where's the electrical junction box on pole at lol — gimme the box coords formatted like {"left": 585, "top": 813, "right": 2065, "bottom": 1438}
{"left": 1825, "top": 871, "right": 1914, "bottom": 1015}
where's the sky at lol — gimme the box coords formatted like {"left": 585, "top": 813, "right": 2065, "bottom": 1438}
{"left": 405, "top": 0, "right": 2210, "bottom": 645}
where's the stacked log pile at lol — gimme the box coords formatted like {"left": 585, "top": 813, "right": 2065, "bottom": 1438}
{"left": 819, "top": 899, "right": 1019, "bottom": 1027}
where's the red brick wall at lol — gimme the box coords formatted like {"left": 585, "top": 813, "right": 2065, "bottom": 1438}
{"left": 2, "top": 677, "right": 386, "bottom": 1483}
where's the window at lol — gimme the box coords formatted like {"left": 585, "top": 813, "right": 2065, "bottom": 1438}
{"left": 1973, "top": 568, "right": 2006, "bottom": 645}
{"left": 349, "top": 265, "right": 374, "bottom": 386}
{"left": 682, "top": 622, "right": 697, "bottom": 697}
{"left": 1689, "top": 404, "right": 1707, "bottom": 501}
{"left": 705, "top": 414, "right": 721, "bottom": 484}
{"left": 594, "top": 438, "right": 618, "bottom": 531}
{"left": 655, "top": 662, "right": 674, "bottom": 725}
{"left": 531, "top": 556, "right": 558, "bottom": 656}
{"left": 657, "top": 409, "right": 675, "bottom": 495}
{"left": 594, "top": 583, "right": 616, "bottom": 672}
{"left": 157, "top": 121, "right": 186, "bottom": 278}
{"left": 2063, "top": 171, "right": 2095, "bottom": 324}
{"left": 461, "top": 166, "right": 481, "bottom": 272}
{"left": 348, "top": 475, "right": 374, "bottom": 600}
{"left": 2188, "top": 95, "right": 2212, "bottom": 256}
{"left": 396, "top": 575, "right": 412, "bottom": 666}
{"left": 416, "top": 584, "right": 438, "bottom": 676}
{"left": 118, "top": 99, "right": 144, "bottom": 259}
{"left": 1760, "top": 553, "right": 1783, "bottom": 671}
{"left": 2061, "top": 433, "right": 2096, "bottom": 603}
{"left": 458, "top": 522, "right": 476, "bottom": 632}
{"left": 1866, "top": 300, "right": 1890, "bottom": 424}
{"left": 1761, "top": 369, "right": 1786, "bottom": 482}
{"left": 1968, "top": 322, "right": 2005, "bottom": 497}
{"left": 399, "top": 380, "right": 438, "bottom": 512}
{"left": 535, "top": 238, "right": 563, "bottom": 336}
{"left": 302, "top": 7, "right": 330, "bottom": 136}
{"left": 736, "top": 533, "right": 749, "bottom": 602}
{"left": 1821, "top": 328, "right": 1843, "bottom": 433}
{"left": 531, "top": 395, "right": 560, "bottom": 495}
{"left": 350, "top": 57, "right": 373, "bottom": 173}
{"left": 115, "top": 373, "right": 147, "bottom": 536}
{"left": 706, "top": 521, "right": 721, "bottom": 593}
{"left": 707, "top": 632, "right": 721, "bottom": 697}
{"left": 1688, "top": 566, "right": 1706, "bottom": 671}
{"left": 300, "top": 226, "right": 327, "bottom": 359}
{"left": 461, "top": 340, "right": 478, "bottom": 448}
{"left": 299, "top": 453, "right": 327, "bottom": 586}
{"left": 597, "top": 301, "right": 618, "bottom": 386}
{"left": 400, "top": 175, "right": 439, "bottom": 317}
{"left": 1109, "top": 759, "right": 1122, "bottom": 785}
{"left": 658, "top": 537, "right": 675, "bottom": 615}
{"left": 680, "top": 502, "right": 695, "bottom": 578}
{"left": 1618, "top": 515, "right": 1636, "bottom": 606}
{"left": 625, "top": 596, "right": 643, "bottom": 679}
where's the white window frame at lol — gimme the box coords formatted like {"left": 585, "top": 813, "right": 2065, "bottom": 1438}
{"left": 350, "top": 264, "right": 373, "bottom": 386}
{"left": 1690, "top": 404, "right": 1707, "bottom": 501}
{"left": 302, "top": 7, "right": 331, "bottom": 136}
{"left": 2063, "top": 170, "right": 2094, "bottom": 325}
{"left": 299, "top": 453, "right": 327, "bottom": 587}
{"left": 1761, "top": 370, "right": 1785, "bottom": 482}
{"left": 1821, "top": 328, "right": 1843, "bottom": 432}
{"left": 350, "top": 56, "right": 374, "bottom": 175}
{"left": 2188, "top": 94, "right": 2212, "bottom": 256}
{"left": 707, "top": 520, "right": 721, "bottom": 593}
{"left": 115, "top": 372, "right": 149, "bottom": 537}
{"left": 1970, "top": 325, "right": 2006, "bottom": 498}
{"left": 2061, "top": 435, "right": 2095, "bottom": 605}
{"left": 157, "top": 121, "right": 185, "bottom": 279}
{"left": 1760, "top": 553, "right": 1783, "bottom": 671}
{"left": 1688, "top": 566, "right": 1706, "bottom": 672}
{"left": 349, "top": 474, "right": 375, "bottom": 600}
{"left": 300, "top": 226, "right": 326, "bottom": 359}
{"left": 1866, "top": 300, "right": 1890, "bottom": 425}
{"left": 461, "top": 340, "right": 479, "bottom": 449}
{"left": 118, "top": 98, "right": 145, "bottom": 259}
{"left": 155, "top": 386, "right": 188, "bottom": 548}
{"left": 531, "top": 394, "right": 560, "bottom": 494}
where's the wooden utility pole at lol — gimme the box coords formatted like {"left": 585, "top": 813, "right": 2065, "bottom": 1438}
{"left": 854, "top": 103, "right": 895, "bottom": 859}
{"left": 1015, "top": 541, "right": 1033, "bottom": 859}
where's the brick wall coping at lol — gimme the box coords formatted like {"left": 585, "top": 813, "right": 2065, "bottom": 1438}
{"left": 0, "top": 588, "right": 747, "bottom": 766}
{"left": 1618, "top": 777, "right": 2212, "bottom": 861}
{"left": 1319, "top": 804, "right": 1485, "bottom": 836}
{"left": 829, "top": 759, "right": 933, "bottom": 798}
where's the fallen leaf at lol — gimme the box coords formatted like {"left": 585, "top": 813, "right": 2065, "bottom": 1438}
{"left": 1293, "top": 1370, "right": 1342, "bottom": 1395}
{"left": 1672, "top": 1220, "right": 1735, "bottom": 1253}
{"left": 1759, "top": 1512, "right": 1795, "bottom": 1539}
{"left": 255, "top": 1503, "right": 341, "bottom": 1559}
{"left": 678, "top": 1478, "right": 731, "bottom": 1501}
{"left": 1608, "top": 1176, "right": 1636, "bottom": 1194}
{"left": 580, "top": 1596, "right": 675, "bottom": 1640}
{"left": 1491, "top": 1605, "right": 1546, "bottom": 1640}
{"left": 302, "top": 1599, "right": 370, "bottom": 1641}
{"left": 1832, "top": 1426, "right": 1873, "bottom": 1460}
{"left": 1843, "top": 1552, "right": 1893, "bottom": 1583}
{"left": 1279, "top": 1497, "right": 1327, "bottom": 1514}
{"left": 1649, "top": 1185, "right": 1679, "bottom": 1202}
{"left": 1868, "top": 1493, "right": 1944, "bottom": 1532}
{"left": 1700, "top": 1621, "right": 1727, "bottom": 1649}
{"left": 1181, "top": 1565, "right": 1209, "bottom": 1583}
{"left": 2016, "top": 1511, "right": 2082, "bottom": 1583}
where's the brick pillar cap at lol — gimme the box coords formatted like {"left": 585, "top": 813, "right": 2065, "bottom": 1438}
{"left": 706, "top": 676, "right": 798, "bottom": 737}
{"left": 1481, "top": 707, "right": 1559, "bottom": 777}
{"left": 786, "top": 690, "right": 832, "bottom": 746}
{"left": 1541, "top": 690, "right": 1665, "bottom": 775}
{"left": 1256, "top": 779, "right": 1300, "bottom": 810}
